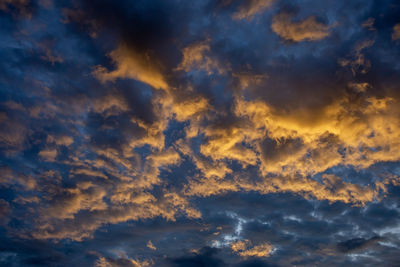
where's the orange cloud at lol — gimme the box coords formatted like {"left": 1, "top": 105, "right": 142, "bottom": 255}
{"left": 175, "top": 40, "right": 225, "bottom": 75}
{"left": 147, "top": 240, "right": 156, "bottom": 250}
{"left": 271, "top": 13, "right": 332, "bottom": 42}
{"left": 233, "top": 0, "right": 275, "bottom": 20}
{"left": 38, "top": 148, "right": 58, "bottom": 162}
{"left": 393, "top": 23, "right": 400, "bottom": 40}
{"left": 0, "top": 166, "right": 37, "bottom": 190}
{"left": 91, "top": 93, "right": 130, "bottom": 115}
{"left": 186, "top": 172, "right": 398, "bottom": 206}
{"left": 41, "top": 181, "right": 108, "bottom": 220}
{"left": 233, "top": 72, "right": 268, "bottom": 90}
{"left": 200, "top": 125, "right": 259, "bottom": 167}
{"left": 172, "top": 96, "right": 209, "bottom": 122}
{"left": 231, "top": 240, "right": 274, "bottom": 258}
{"left": 234, "top": 92, "right": 400, "bottom": 175}
{"left": 30, "top": 185, "right": 201, "bottom": 240}
{"left": 47, "top": 135, "right": 74, "bottom": 147}
{"left": 339, "top": 39, "right": 374, "bottom": 76}
{"left": 95, "top": 256, "right": 151, "bottom": 267}
{"left": 93, "top": 44, "right": 168, "bottom": 90}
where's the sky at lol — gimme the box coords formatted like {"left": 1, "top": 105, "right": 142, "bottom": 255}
{"left": 0, "top": 0, "right": 400, "bottom": 266}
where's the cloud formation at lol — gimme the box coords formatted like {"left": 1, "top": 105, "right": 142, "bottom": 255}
{"left": 233, "top": 0, "right": 275, "bottom": 20}
{"left": 271, "top": 12, "right": 332, "bottom": 42}
{"left": 93, "top": 44, "right": 169, "bottom": 90}
{"left": 1, "top": 0, "right": 400, "bottom": 266}
{"left": 231, "top": 240, "right": 274, "bottom": 258}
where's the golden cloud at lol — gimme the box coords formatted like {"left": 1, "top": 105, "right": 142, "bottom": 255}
{"left": 234, "top": 92, "right": 400, "bottom": 175}
{"left": 172, "top": 96, "right": 209, "bottom": 122}
{"left": 6, "top": 33, "right": 400, "bottom": 244}
{"left": 271, "top": 13, "right": 332, "bottom": 42}
{"left": 93, "top": 44, "right": 168, "bottom": 90}
{"left": 95, "top": 256, "right": 151, "bottom": 267}
{"left": 231, "top": 239, "right": 274, "bottom": 258}
{"left": 233, "top": 0, "right": 275, "bottom": 20}
{"left": 200, "top": 124, "right": 260, "bottom": 167}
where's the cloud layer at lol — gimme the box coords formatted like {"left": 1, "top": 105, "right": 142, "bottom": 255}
{"left": 1, "top": 0, "right": 400, "bottom": 266}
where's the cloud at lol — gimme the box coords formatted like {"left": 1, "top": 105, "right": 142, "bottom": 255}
{"left": 21, "top": 143, "right": 200, "bottom": 241}
{"left": 95, "top": 256, "right": 151, "bottom": 267}
{"left": 39, "top": 181, "right": 108, "bottom": 220}
{"left": 233, "top": 0, "right": 275, "bottom": 20}
{"left": 339, "top": 39, "right": 374, "bottom": 76}
{"left": 0, "top": 166, "right": 37, "bottom": 190}
{"left": 147, "top": 240, "right": 156, "bottom": 250}
{"left": 393, "top": 23, "right": 400, "bottom": 40}
{"left": 362, "top": 18, "right": 375, "bottom": 31}
{"left": 234, "top": 93, "right": 400, "bottom": 176}
{"left": 93, "top": 44, "right": 168, "bottom": 90}
{"left": 46, "top": 135, "right": 74, "bottom": 147}
{"left": 30, "top": 194, "right": 197, "bottom": 241}
{"left": 233, "top": 72, "right": 268, "bottom": 90}
{"left": 185, "top": 171, "right": 391, "bottom": 206}
{"left": 90, "top": 93, "right": 130, "bottom": 115}
{"left": 1, "top": 0, "right": 400, "bottom": 266}
{"left": 347, "top": 82, "right": 371, "bottom": 93}
{"left": 171, "top": 96, "right": 210, "bottom": 122}
{"left": 200, "top": 124, "right": 259, "bottom": 167}
{"left": 231, "top": 240, "right": 274, "bottom": 258}
{"left": 38, "top": 148, "right": 58, "bottom": 162}
{"left": 271, "top": 12, "right": 332, "bottom": 42}
{"left": 175, "top": 40, "right": 225, "bottom": 75}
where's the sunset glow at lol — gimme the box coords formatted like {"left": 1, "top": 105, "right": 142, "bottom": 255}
{"left": 1, "top": 0, "right": 400, "bottom": 266}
